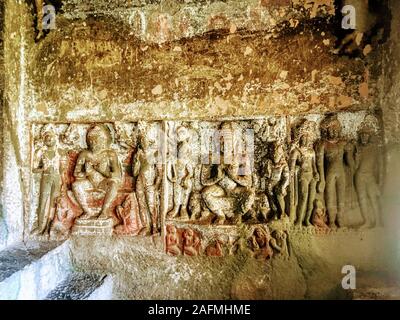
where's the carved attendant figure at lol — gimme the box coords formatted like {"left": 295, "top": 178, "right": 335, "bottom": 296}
{"left": 133, "top": 132, "right": 162, "bottom": 235}
{"left": 316, "top": 116, "right": 354, "bottom": 229}
{"left": 167, "top": 126, "right": 194, "bottom": 220}
{"left": 72, "top": 125, "right": 122, "bottom": 220}
{"left": 32, "top": 125, "right": 62, "bottom": 235}
{"left": 264, "top": 142, "right": 290, "bottom": 220}
{"left": 290, "top": 126, "right": 319, "bottom": 226}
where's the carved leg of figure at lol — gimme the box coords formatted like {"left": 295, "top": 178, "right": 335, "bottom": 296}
{"left": 277, "top": 193, "right": 286, "bottom": 219}
{"left": 167, "top": 183, "right": 181, "bottom": 219}
{"left": 336, "top": 176, "right": 346, "bottom": 228}
{"left": 355, "top": 174, "right": 370, "bottom": 227}
{"left": 266, "top": 185, "right": 278, "bottom": 219}
{"left": 325, "top": 175, "right": 338, "bottom": 229}
{"left": 289, "top": 175, "right": 297, "bottom": 222}
{"left": 145, "top": 186, "right": 159, "bottom": 234}
{"left": 202, "top": 185, "right": 227, "bottom": 225}
{"left": 180, "top": 184, "right": 192, "bottom": 220}
{"left": 136, "top": 178, "right": 152, "bottom": 234}
{"left": 98, "top": 180, "right": 119, "bottom": 219}
{"left": 72, "top": 179, "right": 95, "bottom": 219}
{"left": 371, "top": 184, "right": 382, "bottom": 227}
{"left": 296, "top": 177, "right": 310, "bottom": 226}
{"left": 305, "top": 179, "right": 317, "bottom": 226}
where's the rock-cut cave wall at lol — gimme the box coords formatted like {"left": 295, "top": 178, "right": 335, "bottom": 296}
{"left": 0, "top": 0, "right": 399, "bottom": 299}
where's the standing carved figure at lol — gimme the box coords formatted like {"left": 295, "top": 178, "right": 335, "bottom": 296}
{"left": 133, "top": 131, "right": 162, "bottom": 235}
{"left": 167, "top": 126, "right": 194, "bottom": 220}
{"left": 354, "top": 120, "right": 383, "bottom": 228}
{"left": 72, "top": 125, "right": 122, "bottom": 220}
{"left": 289, "top": 124, "right": 319, "bottom": 226}
{"left": 32, "top": 125, "right": 62, "bottom": 235}
{"left": 316, "top": 115, "right": 354, "bottom": 229}
{"left": 263, "top": 142, "right": 289, "bottom": 220}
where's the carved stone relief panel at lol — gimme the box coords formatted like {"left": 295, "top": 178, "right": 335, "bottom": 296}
{"left": 29, "top": 112, "right": 384, "bottom": 258}
{"left": 30, "top": 121, "right": 163, "bottom": 239}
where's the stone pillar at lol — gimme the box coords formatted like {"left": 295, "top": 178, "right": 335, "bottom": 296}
{"left": 1, "top": 0, "right": 34, "bottom": 248}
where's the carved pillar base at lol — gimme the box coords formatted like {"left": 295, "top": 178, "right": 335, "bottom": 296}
{"left": 71, "top": 218, "right": 113, "bottom": 236}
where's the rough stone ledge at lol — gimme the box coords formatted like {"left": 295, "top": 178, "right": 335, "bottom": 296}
{"left": 45, "top": 273, "right": 112, "bottom": 300}
{"left": 0, "top": 241, "right": 71, "bottom": 300}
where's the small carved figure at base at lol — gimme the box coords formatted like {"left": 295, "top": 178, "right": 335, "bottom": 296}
{"left": 205, "top": 237, "right": 224, "bottom": 257}
{"left": 270, "top": 230, "right": 289, "bottom": 258}
{"left": 114, "top": 193, "right": 141, "bottom": 235}
{"left": 166, "top": 225, "right": 181, "bottom": 256}
{"left": 248, "top": 227, "right": 274, "bottom": 260}
{"left": 311, "top": 199, "right": 330, "bottom": 232}
{"left": 182, "top": 228, "right": 201, "bottom": 256}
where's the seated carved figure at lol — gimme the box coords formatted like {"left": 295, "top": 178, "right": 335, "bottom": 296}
{"left": 200, "top": 152, "right": 255, "bottom": 225}
{"left": 72, "top": 125, "right": 122, "bottom": 220}
{"left": 166, "top": 224, "right": 181, "bottom": 256}
{"left": 182, "top": 228, "right": 200, "bottom": 256}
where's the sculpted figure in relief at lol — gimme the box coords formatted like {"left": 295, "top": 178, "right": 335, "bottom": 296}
{"left": 72, "top": 125, "right": 122, "bottom": 220}
{"left": 200, "top": 123, "right": 255, "bottom": 224}
{"left": 167, "top": 126, "right": 194, "bottom": 220}
{"left": 263, "top": 141, "right": 289, "bottom": 220}
{"left": 354, "top": 119, "right": 383, "bottom": 228}
{"left": 289, "top": 121, "right": 319, "bottom": 226}
{"left": 32, "top": 124, "right": 62, "bottom": 235}
{"left": 133, "top": 129, "right": 162, "bottom": 235}
{"left": 316, "top": 115, "right": 354, "bottom": 229}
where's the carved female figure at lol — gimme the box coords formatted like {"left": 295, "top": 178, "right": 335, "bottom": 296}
{"left": 167, "top": 126, "right": 194, "bottom": 220}
{"left": 263, "top": 142, "right": 289, "bottom": 220}
{"left": 289, "top": 127, "right": 319, "bottom": 226}
{"left": 32, "top": 125, "right": 62, "bottom": 235}
{"left": 316, "top": 116, "right": 354, "bottom": 229}
{"left": 72, "top": 125, "right": 122, "bottom": 220}
{"left": 133, "top": 131, "right": 162, "bottom": 235}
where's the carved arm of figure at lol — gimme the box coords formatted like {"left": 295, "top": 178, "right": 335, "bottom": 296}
{"left": 377, "top": 144, "right": 385, "bottom": 190}
{"left": 311, "top": 149, "right": 319, "bottom": 181}
{"left": 108, "top": 152, "right": 122, "bottom": 180}
{"left": 344, "top": 141, "right": 356, "bottom": 173}
{"left": 200, "top": 163, "right": 224, "bottom": 186}
{"left": 167, "top": 162, "right": 177, "bottom": 183}
{"left": 74, "top": 152, "right": 87, "bottom": 179}
{"left": 132, "top": 149, "right": 142, "bottom": 178}
{"left": 316, "top": 142, "right": 325, "bottom": 193}
{"left": 227, "top": 164, "right": 252, "bottom": 188}
{"left": 270, "top": 237, "right": 282, "bottom": 252}
{"left": 278, "top": 164, "right": 290, "bottom": 195}
{"left": 289, "top": 148, "right": 299, "bottom": 177}
{"left": 182, "top": 164, "right": 194, "bottom": 189}
{"left": 155, "top": 164, "right": 163, "bottom": 190}
{"left": 32, "top": 148, "right": 44, "bottom": 173}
